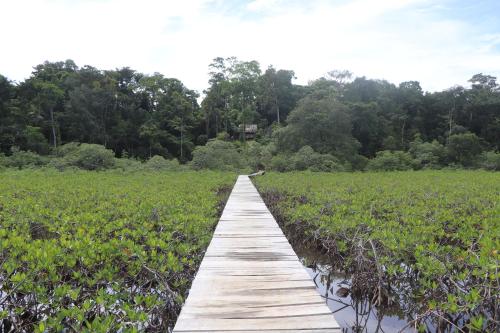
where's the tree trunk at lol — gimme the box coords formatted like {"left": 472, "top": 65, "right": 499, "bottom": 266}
{"left": 49, "top": 106, "right": 57, "bottom": 148}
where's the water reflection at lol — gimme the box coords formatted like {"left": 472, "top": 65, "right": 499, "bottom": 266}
{"left": 302, "top": 263, "right": 415, "bottom": 332}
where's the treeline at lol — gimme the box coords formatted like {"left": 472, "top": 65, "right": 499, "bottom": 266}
{"left": 0, "top": 58, "right": 499, "bottom": 171}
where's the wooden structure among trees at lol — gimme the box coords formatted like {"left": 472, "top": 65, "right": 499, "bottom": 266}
{"left": 173, "top": 175, "right": 340, "bottom": 332}
{"left": 240, "top": 124, "right": 258, "bottom": 139}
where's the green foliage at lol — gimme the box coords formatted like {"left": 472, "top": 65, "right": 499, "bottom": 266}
{"left": 409, "top": 136, "right": 446, "bottom": 169}
{"left": 291, "top": 146, "right": 345, "bottom": 172}
{"left": 243, "top": 141, "right": 273, "bottom": 171}
{"left": 0, "top": 153, "right": 6, "bottom": 169}
{"left": 480, "top": 151, "right": 500, "bottom": 171}
{"left": 54, "top": 141, "right": 81, "bottom": 157}
{"left": 56, "top": 143, "right": 116, "bottom": 170}
{"left": 0, "top": 170, "right": 235, "bottom": 331}
{"left": 144, "top": 155, "right": 182, "bottom": 171}
{"left": 22, "top": 126, "right": 50, "bottom": 154}
{"left": 113, "top": 157, "right": 144, "bottom": 171}
{"left": 255, "top": 171, "right": 499, "bottom": 331}
{"left": 191, "top": 140, "right": 245, "bottom": 171}
{"left": 266, "top": 146, "right": 346, "bottom": 172}
{"left": 447, "top": 132, "right": 482, "bottom": 167}
{"left": 2, "top": 147, "right": 49, "bottom": 169}
{"left": 1, "top": 59, "right": 499, "bottom": 168}
{"left": 367, "top": 150, "right": 413, "bottom": 171}
{"left": 269, "top": 154, "right": 293, "bottom": 172}
{"left": 277, "top": 95, "right": 361, "bottom": 162}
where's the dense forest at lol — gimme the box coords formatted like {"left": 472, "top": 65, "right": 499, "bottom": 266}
{"left": 0, "top": 58, "right": 499, "bottom": 171}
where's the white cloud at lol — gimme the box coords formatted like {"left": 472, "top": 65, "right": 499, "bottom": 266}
{"left": 246, "top": 0, "right": 281, "bottom": 12}
{"left": 1, "top": 0, "right": 499, "bottom": 94}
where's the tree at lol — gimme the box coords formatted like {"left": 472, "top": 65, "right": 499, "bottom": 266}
{"left": 447, "top": 132, "right": 482, "bottom": 167}
{"left": 367, "top": 150, "right": 413, "bottom": 171}
{"left": 469, "top": 73, "right": 498, "bottom": 91}
{"left": 0, "top": 75, "right": 18, "bottom": 153}
{"left": 190, "top": 139, "right": 244, "bottom": 171}
{"left": 348, "top": 102, "right": 387, "bottom": 157}
{"left": 258, "top": 67, "right": 296, "bottom": 125}
{"left": 139, "top": 74, "right": 199, "bottom": 160}
{"left": 409, "top": 135, "right": 446, "bottom": 168}
{"left": 277, "top": 95, "right": 360, "bottom": 163}
{"left": 32, "top": 81, "right": 64, "bottom": 148}
{"left": 202, "top": 57, "right": 233, "bottom": 137}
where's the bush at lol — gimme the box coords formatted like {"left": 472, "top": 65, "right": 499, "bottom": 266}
{"left": 292, "top": 146, "right": 316, "bottom": 170}
{"left": 244, "top": 142, "right": 273, "bottom": 171}
{"left": 3, "top": 148, "right": 49, "bottom": 169}
{"left": 269, "top": 154, "right": 293, "bottom": 172}
{"left": 409, "top": 137, "right": 446, "bottom": 169}
{"left": 480, "top": 151, "right": 500, "bottom": 171}
{"left": 144, "top": 155, "right": 182, "bottom": 171}
{"left": 58, "top": 143, "right": 115, "bottom": 170}
{"left": 367, "top": 150, "right": 413, "bottom": 171}
{"left": 0, "top": 153, "right": 7, "bottom": 169}
{"left": 191, "top": 140, "right": 245, "bottom": 171}
{"left": 54, "top": 142, "right": 81, "bottom": 157}
{"left": 348, "top": 154, "right": 369, "bottom": 171}
{"left": 113, "top": 157, "right": 143, "bottom": 171}
{"left": 447, "top": 132, "right": 482, "bottom": 167}
{"left": 308, "top": 154, "right": 346, "bottom": 172}
{"left": 22, "top": 126, "right": 50, "bottom": 155}
{"left": 292, "top": 146, "right": 345, "bottom": 172}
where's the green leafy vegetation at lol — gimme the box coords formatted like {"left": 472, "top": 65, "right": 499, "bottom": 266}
{"left": 255, "top": 171, "right": 499, "bottom": 332}
{"left": 190, "top": 140, "right": 247, "bottom": 171}
{"left": 0, "top": 170, "right": 235, "bottom": 332}
{"left": 1, "top": 60, "right": 499, "bottom": 171}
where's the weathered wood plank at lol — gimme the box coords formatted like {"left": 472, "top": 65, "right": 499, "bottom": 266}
{"left": 173, "top": 176, "right": 339, "bottom": 332}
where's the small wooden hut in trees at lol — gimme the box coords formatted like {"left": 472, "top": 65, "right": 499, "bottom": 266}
{"left": 240, "top": 124, "right": 258, "bottom": 140}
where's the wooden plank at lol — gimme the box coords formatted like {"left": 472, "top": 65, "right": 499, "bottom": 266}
{"left": 173, "top": 176, "right": 340, "bottom": 332}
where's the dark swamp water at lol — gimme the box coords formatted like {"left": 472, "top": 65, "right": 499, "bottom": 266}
{"left": 295, "top": 245, "right": 416, "bottom": 333}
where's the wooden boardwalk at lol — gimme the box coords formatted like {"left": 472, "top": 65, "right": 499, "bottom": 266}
{"left": 173, "top": 176, "right": 340, "bottom": 332}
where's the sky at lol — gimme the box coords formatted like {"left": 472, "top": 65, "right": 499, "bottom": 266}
{"left": 1, "top": 0, "right": 500, "bottom": 94}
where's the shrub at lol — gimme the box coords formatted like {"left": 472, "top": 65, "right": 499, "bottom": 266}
{"left": 291, "top": 146, "right": 316, "bottom": 171}
{"left": 292, "top": 146, "right": 345, "bottom": 172}
{"left": 54, "top": 142, "right": 81, "bottom": 157}
{"left": 409, "top": 138, "right": 446, "bottom": 169}
{"left": 191, "top": 140, "right": 244, "bottom": 171}
{"left": 113, "top": 157, "right": 143, "bottom": 171}
{"left": 447, "top": 132, "right": 482, "bottom": 167}
{"left": 3, "top": 148, "right": 49, "bottom": 169}
{"left": 0, "top": 153, "right": 6, "bottom": 169}
{"left": 269, "top": 154, "right": 293, "bottom": 172}
{"left": 367, "top": 150, "right": 413, "bottom": 171}
{"left": 58, "top": 143, "right": 115, "bottom": 170}
{"left": 22, "top": 126, "right": 50, "bottom": 155}
{"left": 144, "top": 155, "right": 182, "bottom": 171}
{"left": 480, "top": 151, "right": 500, "bottom": 171}
{"left": 308, "top": 154, "right": 346, "bottom": 172}
{"left": 244, "top": 142, "right": 273, "bottom": 171}
{"left": 348, "top": 154, "right": 369, "bottom": 171}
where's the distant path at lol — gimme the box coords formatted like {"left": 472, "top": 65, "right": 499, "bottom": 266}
{"left": 173, "top": 175, "right": 340, "bottom": 332}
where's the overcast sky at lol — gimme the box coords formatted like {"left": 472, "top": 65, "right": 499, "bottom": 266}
{"left": 1, "top": 0, "right": 500, "bottom": 94}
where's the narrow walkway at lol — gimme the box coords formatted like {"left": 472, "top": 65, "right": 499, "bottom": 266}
{"left": 173, "top": 176, "right": 340, "bottom": 332}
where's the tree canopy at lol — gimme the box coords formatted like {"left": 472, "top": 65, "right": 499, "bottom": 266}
{"left": 1, "top": 58, "right": 499, "bottom": 170}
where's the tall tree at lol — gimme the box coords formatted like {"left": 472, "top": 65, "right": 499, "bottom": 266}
{"left": 277, "top": 95, "right": 360, "bottom": 162}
